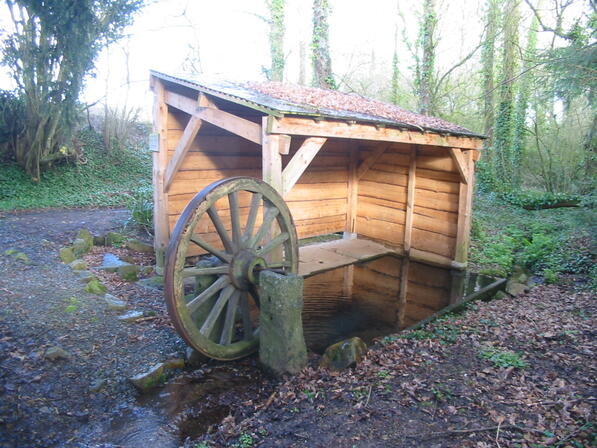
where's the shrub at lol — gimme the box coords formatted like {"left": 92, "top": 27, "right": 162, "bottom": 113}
{"left": 124, "top": 187, "right": 154, "bottom": 234}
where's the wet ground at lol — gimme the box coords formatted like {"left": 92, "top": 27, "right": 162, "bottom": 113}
{"left": 0, "top": 207, "right": 503, "bottom": 447}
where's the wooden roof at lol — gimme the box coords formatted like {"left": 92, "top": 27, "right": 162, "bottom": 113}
{"left": 150, "top": 71, "right": 484, "bottom": 139}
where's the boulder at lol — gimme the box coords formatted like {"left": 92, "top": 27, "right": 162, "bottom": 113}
{"left": 320, "top": 337, "right": 368, "bottom": 371}
{"left": 105, "top": 232, "right": 125, "bottom": 247}
{"left": 104, "top": 294, "right": 127, "bottom": 311}
{"left": 72, "top": 238, "right": 89, "bottom": 258}
{"left": 59, "top": 247, "right": 76, "bottom": 264}
{"left": 129, "top": 358, "right": 185, "bottom": 392}
{"left": 137, "top": 276, "right": 164, "bottom": 291}
{"left": 69, "top": 259, "right": 87, "bottom": 271}
{"left": 85, "top": 278, "right": 107, "bottom": 295}
{"left": 126, "top": 239, "right": 154, "bottom": 253}
{"left": 506, "top": 280, "right": 529, "bottom": 296}
{"left": 186, "top": 346, "right": 209, "bottom": 368}
{"left": 117, "top": 264, "right": 139, "bottom": 282}
{"left": 44, "top": 346, "right": 70, "bottom": 361}
{"left": 118, "top": 310, "right": 144, "bottom": 322}
{"left": 76, "top": 229, "right": 94, "bottom": 252}
{"left": 97, "top": 253, "right": 131, "bottom": 272}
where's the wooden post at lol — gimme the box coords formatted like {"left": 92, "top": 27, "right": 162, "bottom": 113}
{"left": 403, "top": 145, "right": 417, "bottom": 254}
{"left": 455, "top": 150, "right": 475, "bottom": 264}
{"left": 150, "top": 77, "right": 170, "bottom": 272}
{"left": 344, "top": 142, "right": 359, "bottom": 239}
{"left": 262, "top": 116, "right": 283, "bottom": 263}
{"left": 397, "top": 257, "right": 410, "bottom": 329}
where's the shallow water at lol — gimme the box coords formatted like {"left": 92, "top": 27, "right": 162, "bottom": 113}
{"left": 92, "top": 256, "right": 500, "bottom": 446}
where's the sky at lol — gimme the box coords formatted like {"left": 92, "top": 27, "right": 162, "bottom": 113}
{"left": 0, "top": 0, "right": 576, "bottom": 119}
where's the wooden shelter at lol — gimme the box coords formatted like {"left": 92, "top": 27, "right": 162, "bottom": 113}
{"left": 150, "top": 71, "right": 484, "bottom": 275}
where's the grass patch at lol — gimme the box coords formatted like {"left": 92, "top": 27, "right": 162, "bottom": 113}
{"left": 0, "top": 128, "right": 151, "bottom": 210}
{"left": 479, "top": 347, "right": 528, "bottom": 368}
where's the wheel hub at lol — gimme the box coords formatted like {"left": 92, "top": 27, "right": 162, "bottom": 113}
{"left": 229, "top": 249, "right": 266, "bottom": 290}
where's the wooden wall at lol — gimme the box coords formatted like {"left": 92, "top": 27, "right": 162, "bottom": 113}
{"left": 355, "top": 142, "right": 461, "bottom": 261}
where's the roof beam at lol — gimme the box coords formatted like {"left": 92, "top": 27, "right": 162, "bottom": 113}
{"left": 282, "top": 137, "right": 327, "bottom": 197}
{"left": 164, "top": 90, "right": 262, "bottom": 144}
{"left": 267, "top": 116, "right": 484, "bottom": 150}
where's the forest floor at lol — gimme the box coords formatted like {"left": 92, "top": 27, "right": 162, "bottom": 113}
{"left": 0, "top": 207, "right": 594, "bottom": 448}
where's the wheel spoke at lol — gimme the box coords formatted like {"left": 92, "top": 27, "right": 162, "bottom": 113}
{"left": 243, "top": 193, "right": 262, "bottom": 242}
{"left": 257, "top": 232, "right": 289, "bottom": 257}
{"left": 240, "top": 291, "right": 253, "bottom": 340}
{"left": 248, "top": 206, "right": 279, "bottom": 249}
{"left": 228, "top": 192, "right": 242, "bottom": 250}
{"left": 182, "top": 265, "right": 229, "bottom": 278}
{"left": 187, "top": 275, "right": 229, "bottom": 314}
{"left": 219, "top": 290, "right": 240, "bottom": 345}
{"left": 200, "top": 284, "right": 235, "bottom": 338}
{"left": 207, "top": 206, "right": 234, "bottom": 253}
{"left": 190, "top": 234, "right": 231, "bottom": 263}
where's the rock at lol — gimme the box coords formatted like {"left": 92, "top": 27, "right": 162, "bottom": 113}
{"left": 85, "top": 278, "right": 107, "bottom": 295}
{"left": 129, "top": 359, "right": 185, "bottom": 392}
{"left": 72, "top": 238, "right": 89, "bottom": 258}
{"left": 44, "top": 346, "right": 70, "bottom": 361}
{"left": 494, "top": 290, "right": 509, "bottom": 300}
{"left": 69, "top": 259, "right": 87, "bottom": 270}
{"left": 104, "top": 294, "right": 127, "bottom": 311}
{"left": 259, "top": 271, "right": 307, "bottom": 376}
{"left": 76, "top": 271, "right": 96, "bottom": 283}
{"left": 126, "top": 239, "right": 154, "bottom": 253}
{"left": 97, "top": 253, "right": 131, "bottom": 272}
{"left": 117, "top": 264, "right": 139, "bottom": 282}
{"left": 89, "top": 379, "right": 106, "bottom": 393}
{"left": 4, "top": 249, "right": 17, "bottom": 256}
{"left": 59, "top": 247, "right": 76, "bottom": 264}
{"left": 137, "top": 276, "right": 164, "bottom": 291}
{"left": 14, "top": 252, "right": 29, "bottom": 263}
{"left": 106, "top": 232, "right": 125, "bottom": 247}
{"left": 76, "top": 229, "right": 94, "bottom": 251}
{"left": 118, "top": 311, "right": 144, "bottom": 322}
{"left": 93, "top": 234, "right": 107, "bottom": 246}
{"left": 320, "top": 337, "right": 368, "bottom": 371}
{"left": 186, "top": 346, "right": 209, "bottom": 368}
{"left": 506, "top": 280, "right": 529, "bottom": 296}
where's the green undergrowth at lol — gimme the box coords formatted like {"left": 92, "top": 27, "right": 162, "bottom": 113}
{"left": 0, "top": 128, "right": 151, "bottom": 210}
{"left": 470, "top": 192, "right": 596, "bottom": 287}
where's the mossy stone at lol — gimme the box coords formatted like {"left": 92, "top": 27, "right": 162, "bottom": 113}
{"left": 117, "top": 264, "right": 139, "bottom": 282}
{"left": 4, "top": 249, "right": 17, "bottom": 256}
{"left": 59, "top": 247, "right": 76, "bottom": 264}
{"left": 126, "top": 239, "right": 154, "bottom": 253}
{"left": 14, "top": 252, "right": 29, "bottom": 263}
{"left": 85, "top": 278, "right": 107, "bottom": 295}
{"left": 76, "top": 229, "right": 94, "bottom": 251}
{"left": 106, "top": 232, "right": 125, "bottom": 247}
{"left": 320, "top": 337, "right": 368, "bottom": 371}
{"left": 69, "top": 259, "right": 87, "bottom": 270}
{"left": 72, "top": 238, "right": 89, "bottom": 258}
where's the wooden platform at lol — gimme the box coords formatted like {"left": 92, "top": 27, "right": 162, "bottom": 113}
{"left": 298, "top": 238, "right": 397, "bottom": 277}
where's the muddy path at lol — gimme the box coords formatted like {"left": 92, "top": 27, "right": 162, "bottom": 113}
{"left": 0, "top": 208, "right": 271, "bottom": 447}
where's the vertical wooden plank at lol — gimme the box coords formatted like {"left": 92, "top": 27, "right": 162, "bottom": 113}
{"left": 344, "top": 141, "right": 358, "bottom": 239}
{"left": 403, "top": 145, "right": 417, "bottom": 253}
{"left": 397, "top": 257, "right": 410, "bottom": 329}
{"left": 150, "top": 77, "right": 170, "bottom": 270}
{"left": 262, "top": 116, "right": 283, "bottom": 192}
{"left": 455, "top": 151, "right": 475, "bottom": 263}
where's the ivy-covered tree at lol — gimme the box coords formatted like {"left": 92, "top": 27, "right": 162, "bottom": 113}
{"left": 415, "top": 0, "right": 437, "bottom": 115}
{"left": 391, "top": 27, "right": 400, "bottom": 105}
{"left": 311, "top": 0, "right": 336, "bottom": 89}
{"left": 493, "top": 0, "right": 520, "bottom": 188}
{"left": 481, "top": 0, "right": 500, "bottom": 148}
{"left": 266, "top": 0, "right": 285, "bottom": 82}
{"left": 2, "top": 0, "right": 143, "bottom": 181}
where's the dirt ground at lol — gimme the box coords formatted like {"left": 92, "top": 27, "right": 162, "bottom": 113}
{"left": 0, "top": 208, "right": 594, "bottom": 448}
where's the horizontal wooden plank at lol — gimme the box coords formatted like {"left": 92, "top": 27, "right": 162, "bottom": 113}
{"left": 360, "top": 168, "right": 408, "bottom": 187}
{"left": 413, "top": 211, "right": 458, "bottom": 237}
{"left": 407, "top": 282, "right": 450, "bottom": 309}
{"left": 357, "top": 198, "right": 406, "bottom": 224}
{"left": 359, "top": 180, "right": 407, "bottom": 203}
{"left": 268, "top": 116, "right": 484, "bottom": 150}
{"left": 417, "top": 154, "right": 457, "bottom": 172}
{"left": 289, "top": 198, "right": 347, "bottom": 221}
{"left": 356, "top": 216, "right": 404, "bottom": 246}
{"left": 285, "top": 182, "right": 348, "bottom": 201}
{"left": 408, "top": 261, "right": 453, "bottom": 288}
{"left": 357, "top": 194, "right": 406, "bottom": 210}
{"left": 411, "top": 228, "right": 455, "bottom": 258}
{"left": 296, "top": 215, "right": 345, "bottom": 239}
{"left": 416, "top": 167, "right": 461, "bottom": 183}
{"left": 172, "top": 152, "right": 262, "bottom": 170}
{"left": 168, "top": 169, "right": 262, "bottom": 195}
{"left": 356, "top": 255, "right": 402, "bottom": 278}
{"left": 414, "top": 188, "right": 459, "bottom": 213}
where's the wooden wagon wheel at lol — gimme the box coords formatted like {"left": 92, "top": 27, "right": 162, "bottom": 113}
{"left": 165, "top": 177, "right": 299, "bottom": 360}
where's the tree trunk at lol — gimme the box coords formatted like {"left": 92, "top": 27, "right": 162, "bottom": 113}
{"left": 268, "top": 0, "right": 285, "bottom": 82}
{"left": 481, "top": 0, "right": 499, "bottom": 147}
{"left": 417, "top": 0, "right": 437, "bottom": 115}
{"left": 311, "top": 0, "right": 335, "bottom": 89}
